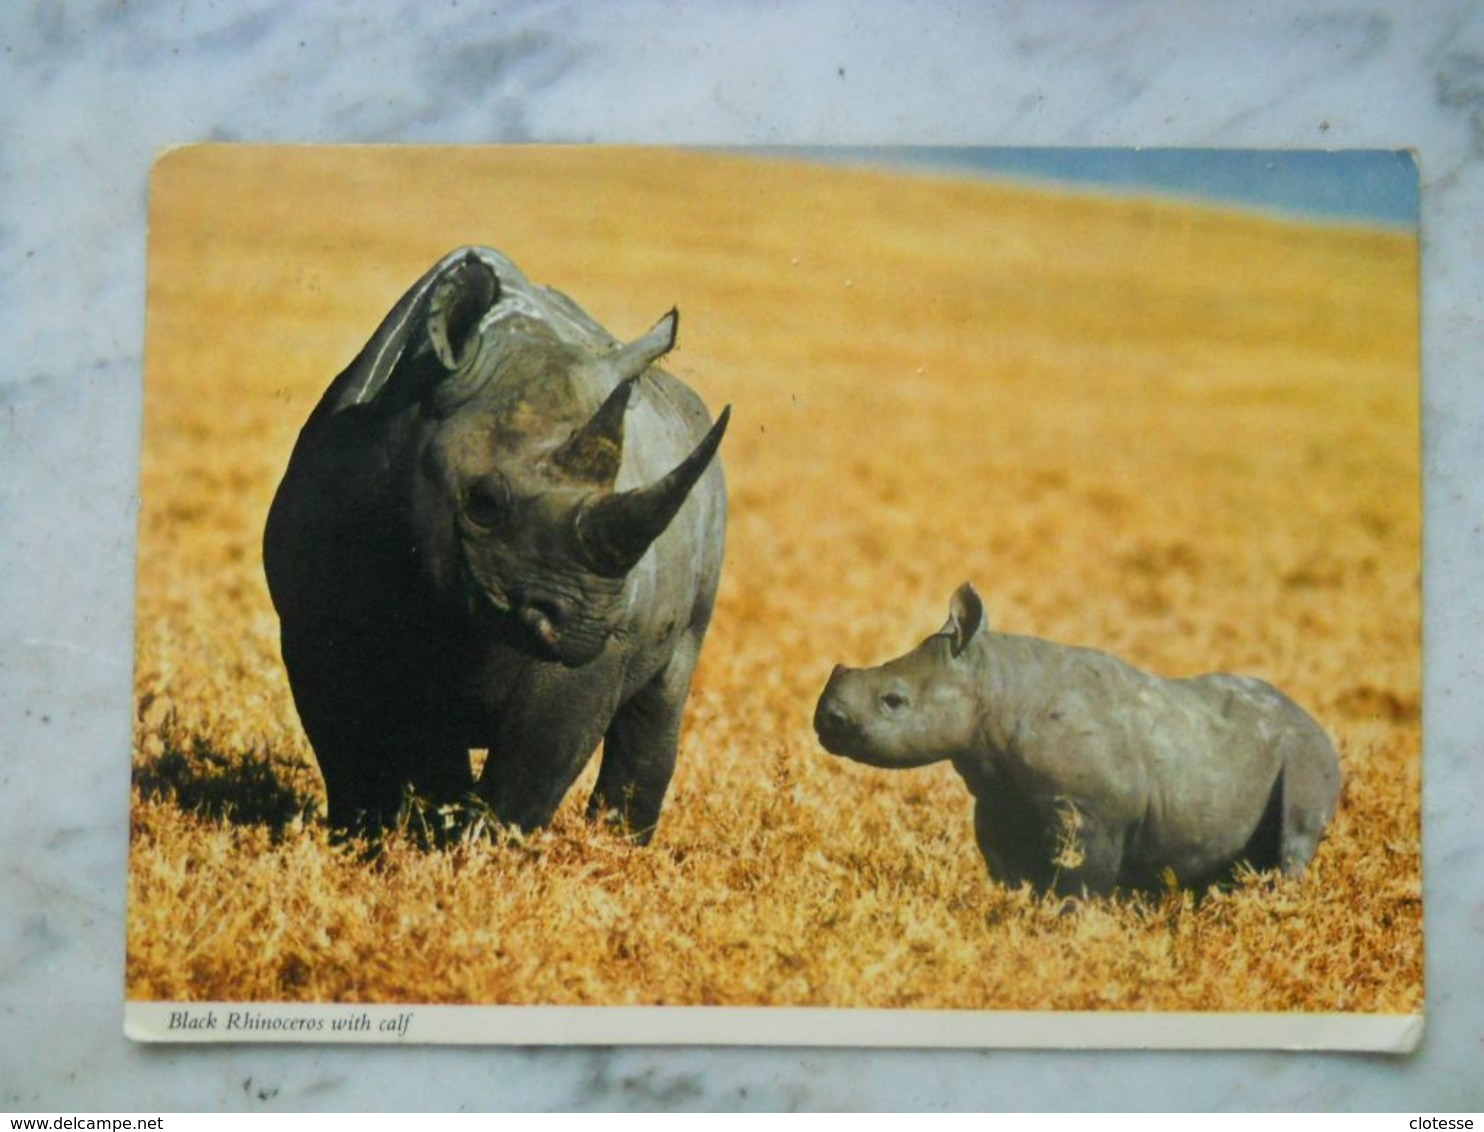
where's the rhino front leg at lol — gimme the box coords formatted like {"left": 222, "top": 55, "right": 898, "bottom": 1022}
{"left": 973, "top": 794, "right": 1041, "bottom": 890}
{"left": 587, "top": 640, "right": 700, "bottom": 843}
{"left": 283, "top": 634, "right": 473, "bottom": 833}
{"left": 315, "top": 738, "right": 406, "bottom": 833}
{"left": 1047, "top": 800, "right": 1125, "bottom": 898}
{"left": 477, "top": 690, "right": 616, "bottom": 834}
{"left": 298, "top": 708, "right": 472, "bottom": 834}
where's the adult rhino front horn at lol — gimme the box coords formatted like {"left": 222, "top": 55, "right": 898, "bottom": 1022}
{"left": 265, "top": 246, "right": 730, "bottom": 839}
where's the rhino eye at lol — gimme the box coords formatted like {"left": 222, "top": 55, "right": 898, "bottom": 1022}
{"left": 881, "top": 691, "right": 910, "bottom": 713}
{"left": 462, "top": 478, "right": 511, "bottom": 530}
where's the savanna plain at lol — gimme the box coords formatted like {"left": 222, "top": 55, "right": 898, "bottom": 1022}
{"left": 129, "top": 148, "right": 1421, "bottom": 1015}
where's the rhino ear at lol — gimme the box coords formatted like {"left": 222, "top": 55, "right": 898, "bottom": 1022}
{"left": 427, "top": 255, "right": 500, "bottom": 370}
{"left": 944, "top": 582, "right": 985, "bottom": 658}
{"left": 610, "top": 309, "right": 679, "bottom": 382}
{"left": 323, "top": 249, "right": 501, "bottom": 414}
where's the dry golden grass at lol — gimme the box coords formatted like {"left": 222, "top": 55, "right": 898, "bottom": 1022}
{"left": 129, "top": 147, "right": 1420, "bottom": 1014}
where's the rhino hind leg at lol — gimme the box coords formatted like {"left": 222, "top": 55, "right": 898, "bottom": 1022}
{"left": 1230, "top": 767, "right": 1286, "bottom": 876}
{"left": 1233, "top": 732, "right": 1340, "bottom": 880}
{"left": 587, "top": 640, "right": 700, "bottom": 844}
{"left": 1275, "top": 733, "right": 1342, "bottom": 877}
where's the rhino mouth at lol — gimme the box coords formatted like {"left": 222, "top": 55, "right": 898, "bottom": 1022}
{"left": 814, "top": 701, "right": 931, "bottom": 769}
{"left": 813, "top": 700, "right": 867, "bottom": 758}
{"left": 820, "top": 743, "right": 919, "bottom": 770}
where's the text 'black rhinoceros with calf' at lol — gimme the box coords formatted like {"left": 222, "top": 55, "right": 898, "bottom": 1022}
{"left": 814, "top": 583, "right": 1341, "bottom": 897}
{"left": 265, "top": 247, "right": 730, "bottom": 839}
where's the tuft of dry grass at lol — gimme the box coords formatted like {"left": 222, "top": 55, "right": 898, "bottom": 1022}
{"left": 129, "top": 147, "right": 1420, "bottom": 1015}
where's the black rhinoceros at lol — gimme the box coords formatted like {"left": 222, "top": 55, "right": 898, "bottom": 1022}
{"left": 265, "top": 246, "right": 729, "bottom": 839}
{"left": 814, "top": 583, "right": 1341, "bottom": 896}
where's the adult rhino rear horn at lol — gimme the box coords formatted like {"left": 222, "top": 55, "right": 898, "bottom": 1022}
{"left": 555, "top": 311, "right": 679, "bottom": 484}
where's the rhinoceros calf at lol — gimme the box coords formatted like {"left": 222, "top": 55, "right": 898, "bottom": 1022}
{"left": 814, "top": 584, "right": 1341, "bottom": 896}
{"left": 265, "top": 247, "right": 729, "bottom": 839}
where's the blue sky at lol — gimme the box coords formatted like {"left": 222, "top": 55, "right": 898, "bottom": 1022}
{"left": 773, "top": 147, "right": 1419, "bottom": 227}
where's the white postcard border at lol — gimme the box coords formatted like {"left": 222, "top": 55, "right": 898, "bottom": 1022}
{"left": 125, "top": 1002, "right": 1423, "bottom": 1053}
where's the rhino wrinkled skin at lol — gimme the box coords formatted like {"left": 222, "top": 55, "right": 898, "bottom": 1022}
{"left": 265, "top": 247, "right": 729, "bottom": 839}
{"left": 814, "top": 583, "right": 1341, "bottom": 896}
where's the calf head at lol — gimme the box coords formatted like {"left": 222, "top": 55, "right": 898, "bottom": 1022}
{"left": 334, "top": 249, "right": 729, "bottom": 667}
{"left": 814, "top": 583, "right": 987, "bottom": 767}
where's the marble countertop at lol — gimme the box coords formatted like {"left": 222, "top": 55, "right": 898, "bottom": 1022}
{"left": 2, "top": 0, "right": 1480, "bottom": 1112}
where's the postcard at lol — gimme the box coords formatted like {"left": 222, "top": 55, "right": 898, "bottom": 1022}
{"left": 126, "top": 145, "right": 1422, "bottom": 1049}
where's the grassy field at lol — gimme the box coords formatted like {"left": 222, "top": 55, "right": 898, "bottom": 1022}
{"left": 129, "top": 146, "right": 1421, "bottom": 1015}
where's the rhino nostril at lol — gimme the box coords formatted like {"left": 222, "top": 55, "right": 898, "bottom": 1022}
{"left": 531, "top": 596, "right": 568, "bottom": 628}
{"left": 514, "top": 592, "right": 571, "bottom": 650}
{"left": 821, "top": 702, "right": 853, "bottom": 730}
{"left": 515, "top": 590, "right": 569, "bottom": 628}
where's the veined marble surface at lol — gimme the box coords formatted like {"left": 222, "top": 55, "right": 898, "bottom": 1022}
{"left": 1, "top": 0, "right": 1480, "bottom": 1112}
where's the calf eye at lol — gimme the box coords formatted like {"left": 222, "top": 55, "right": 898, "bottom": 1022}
{"left": 881, "top": 691, "right": 910, "bottom": 712}
{"left": 463, "top": 478, "right": 510, "bottom": 530}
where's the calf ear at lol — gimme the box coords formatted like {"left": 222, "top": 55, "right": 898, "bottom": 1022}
{"left": 945, "top": 582, "right": 985, "bottom": 657}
